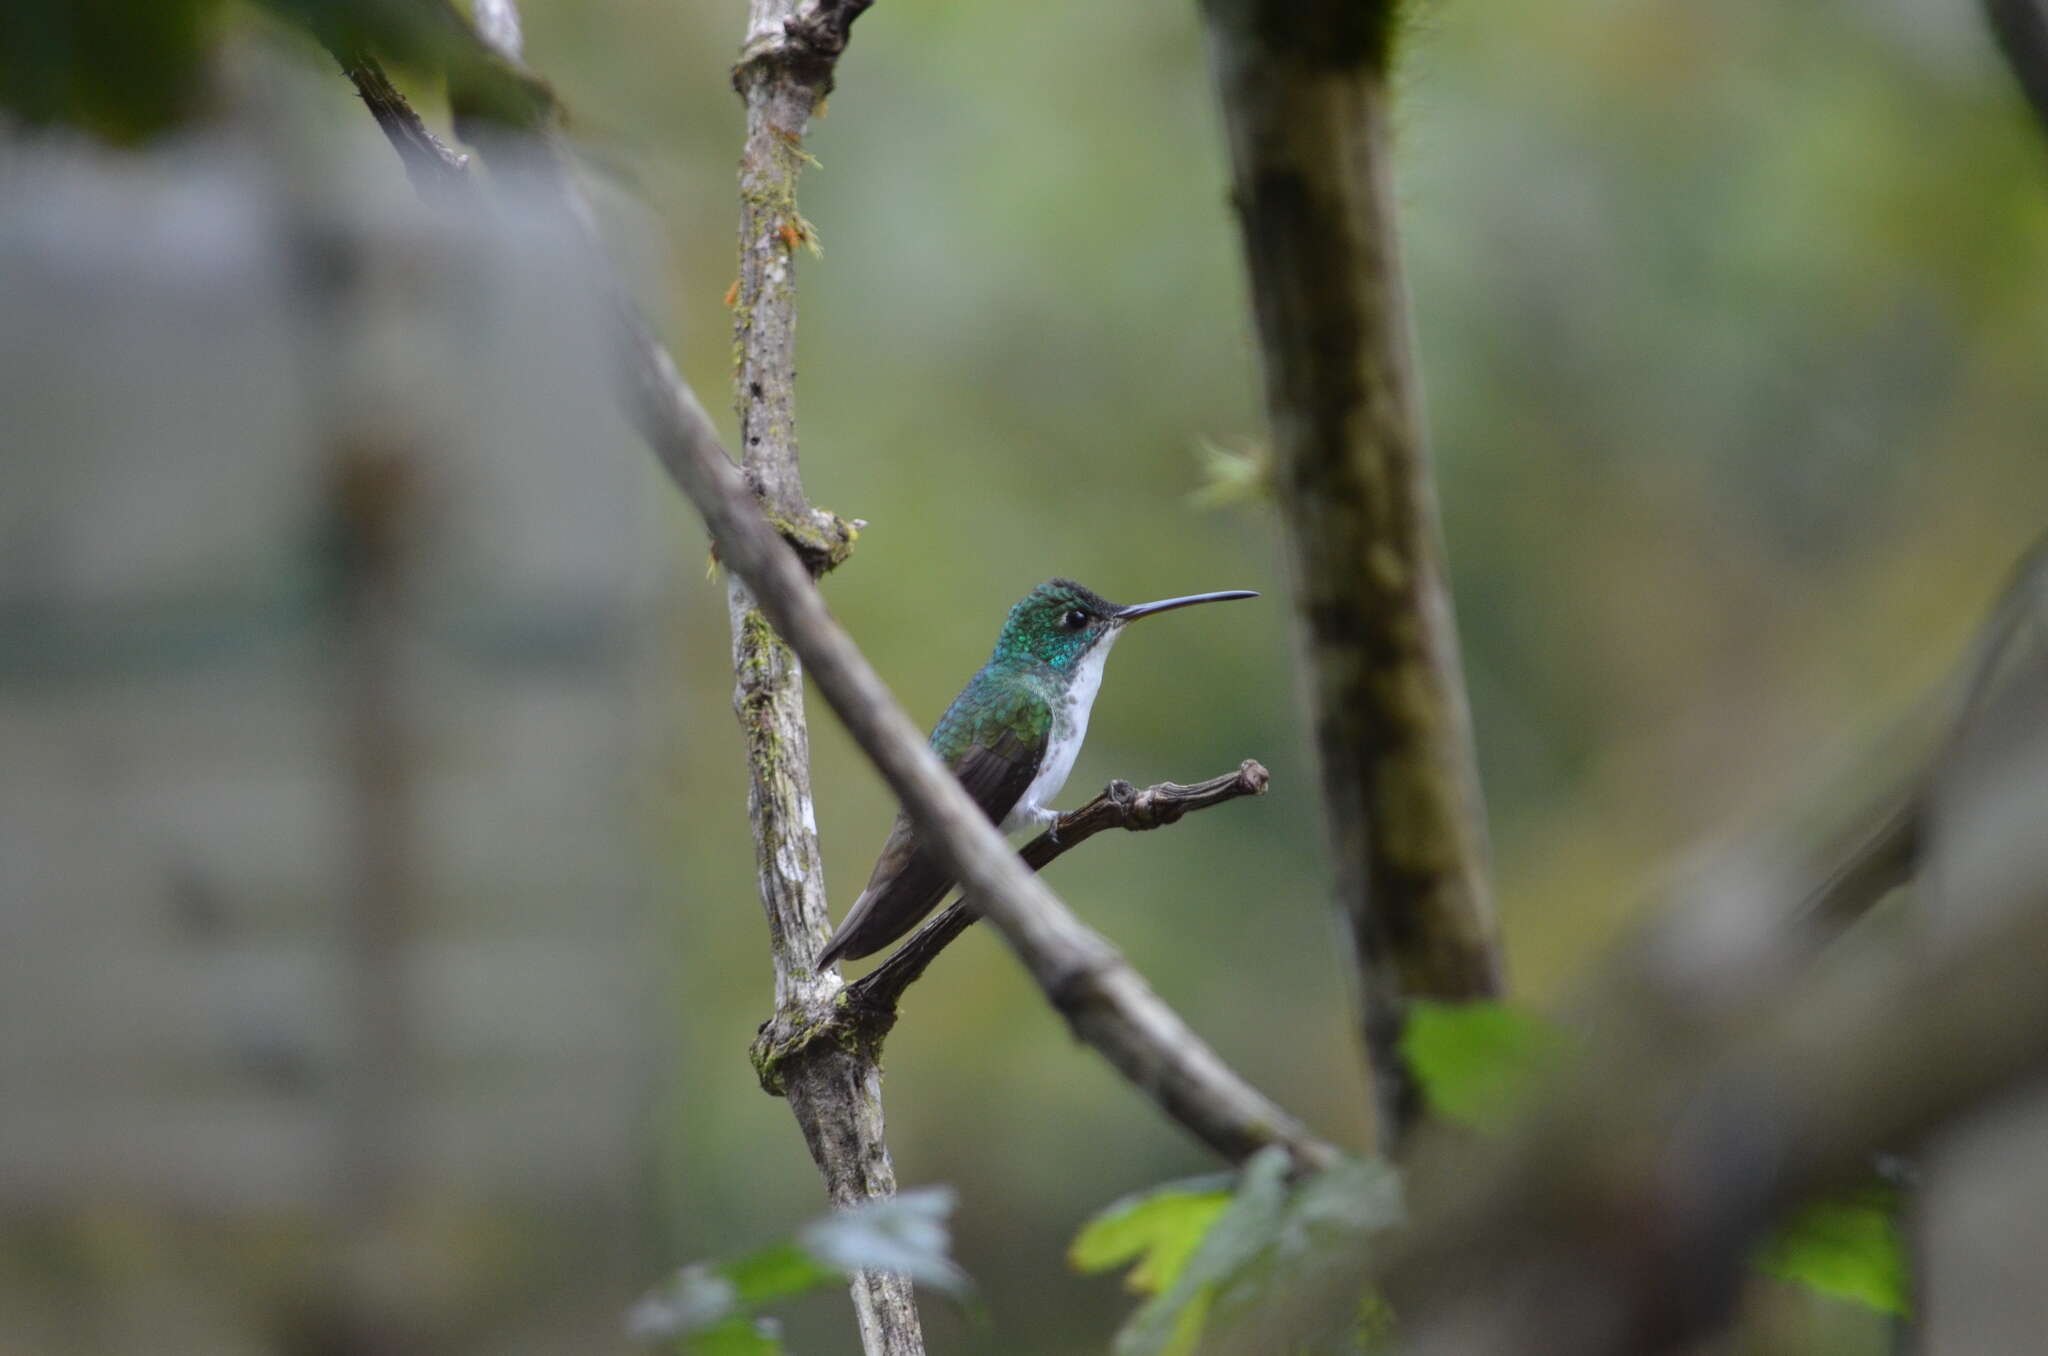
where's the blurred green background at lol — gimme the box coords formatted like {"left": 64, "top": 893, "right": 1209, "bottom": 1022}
{"left": 7, "top": 0, "right": 2048, "bottom": 1350}
{"left": 586, "top": 0, "right": 2047, "bottom": 1348}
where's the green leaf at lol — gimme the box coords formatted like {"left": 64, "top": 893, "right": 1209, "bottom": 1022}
{"left": 684, "top": 1316, "right": 782, "bottom": 1356}
{"left": 1113, "top": 1148, "right": 1291, "bottom": 1356}
{"left": 1355, "top": 1291, "right": 1397, "bottom": 1352}
{"left": 1070, "top": 1174, "right": 1235, "bottom": 1296}
{"left": 1400, "top": 999, "right": 1567, "bottom": 1132}
{"left": 1189, "top": 437, "right": 1270, "bottom": 508}
{"left": 0, "top": 0, "right": 222, "bottom": 141}
{"left": 1756, "top": 1183, "right": 1910, "bottom": 1317}
{"left": 1103, "top": 1150, "right": 1405, "bottom": 1356}
{"left": 721, "top": 1243, "right": 838, "bottom": 1307}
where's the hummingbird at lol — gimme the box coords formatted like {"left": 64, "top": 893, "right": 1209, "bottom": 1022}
{"left": 817, "top": 578, "right": 1258, "bottom": 967}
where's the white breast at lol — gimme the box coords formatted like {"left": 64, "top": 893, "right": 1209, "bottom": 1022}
{"left": 1002, "top": 633, "right": 1117, "bottom": 832}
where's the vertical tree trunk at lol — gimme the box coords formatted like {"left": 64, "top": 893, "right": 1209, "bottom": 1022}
{"left": 1202, "top": 0, "right": 1503, "bottom": 1152}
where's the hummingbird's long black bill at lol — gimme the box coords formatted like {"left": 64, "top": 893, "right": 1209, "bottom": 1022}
{"left": 1114, "top": 590, "right": 1259, "bottom": 623}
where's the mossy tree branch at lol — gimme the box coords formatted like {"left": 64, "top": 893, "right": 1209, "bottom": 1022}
{"left": 1201, "top": 0, "right": 1502, "bottom": 1153}
{"left": 718, "top": 2, "right": 924, "bottom": 1352}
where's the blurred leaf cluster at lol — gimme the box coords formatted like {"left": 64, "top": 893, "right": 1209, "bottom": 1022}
{"left": 629, "top": 1188, "right": 969, "bottom": 1354}
{"left": 1073, "top": 1149, "right": 1401, "bottom": 1355}
{"left": 0, "top": 0, "right": 223, "bottom": 140}
{"left": 1397, "top": 1000, "right": 1912, "bottom": 1321}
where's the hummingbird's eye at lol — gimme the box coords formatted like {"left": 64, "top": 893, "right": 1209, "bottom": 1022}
{"left": 1061, "top": 608, "right": 1089, "bottom": 632}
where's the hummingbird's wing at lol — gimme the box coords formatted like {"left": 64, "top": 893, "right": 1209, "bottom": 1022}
{"left": 816, "top": 724, "right": 1043, "bottom": 966}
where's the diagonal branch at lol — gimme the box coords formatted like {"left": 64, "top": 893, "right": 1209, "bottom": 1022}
{"left": 321, "top": 0, "right": 1332, "bottom": 1189}
{"left": 1202, "top": 0, "right": 1502, "bottom": 1153}
{"left": 1986, "top": 0, "right": 2048, "bottom": 146}
{"left": 1793, "top": 541, "right": 2048, "bottom": 936}
{"left": 335, "top": 53, "right": 473, "bottom": 203}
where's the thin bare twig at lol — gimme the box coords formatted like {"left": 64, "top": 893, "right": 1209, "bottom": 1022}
{"left": 1795, "top": 538, "right": 2048, "bottom": 934}
{"left": 337, "top": 55, "right": 473, "bottom": 203}
{"left": 845, "top": 761, "right": 1272, "bottom": 1014}
{"left": 1201, "top": 0, "right": 1501, "bottom": 1152}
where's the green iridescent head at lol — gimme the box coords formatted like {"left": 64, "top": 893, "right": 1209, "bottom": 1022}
{"left": 995, "top": 579, "right": 1118, "bottom": 672}
{"left": 992, "top": 579, "right": 1261, "bottom": 672}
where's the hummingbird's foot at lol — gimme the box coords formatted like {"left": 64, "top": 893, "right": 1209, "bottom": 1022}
{"left": 1017, "top": 803, "right": 1062, "bottom": 844}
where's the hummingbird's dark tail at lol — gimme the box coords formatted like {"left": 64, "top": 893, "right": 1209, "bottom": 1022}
{"left": 815, "top": 884, "right": 913, "bottom": 968}
{"left": 815, "top": 900, "right": 877, "bottom": 968}
{"left": 817, "top": 814, "right": 957, "bottom": 967}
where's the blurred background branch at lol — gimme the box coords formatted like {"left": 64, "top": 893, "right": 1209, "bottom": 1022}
{"left": 1202, "top": 0, "right": 1503, "bottom": 1153}
{"left": 1796, "top": 539, "right": 2048, "bottom": 938}
{"left": 1986, "top": 0, "right": 2048, "bottom": 143}
{"left": 1387, "top": 635, "right": 2048, "bottom": 1355}
{"left": 326, "top": 444, "right": 426, "bottom": 1356}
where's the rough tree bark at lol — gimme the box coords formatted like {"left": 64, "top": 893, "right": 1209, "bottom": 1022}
{"left": 1201, "top": 0, "right": 1502, "bottom": 1152}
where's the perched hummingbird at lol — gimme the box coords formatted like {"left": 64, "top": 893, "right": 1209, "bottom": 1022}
{"left": 818, "top": 578, "right": 1258, "bottom": 967}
